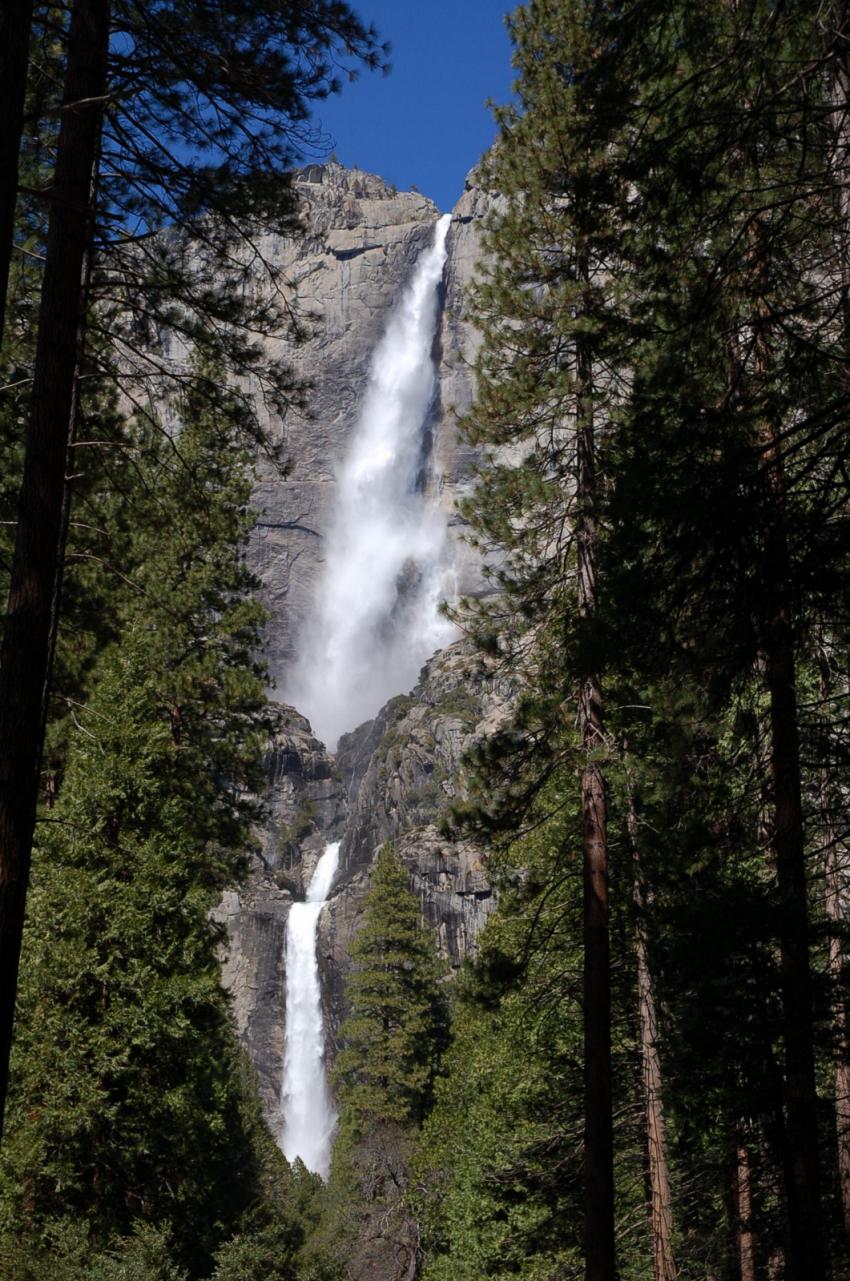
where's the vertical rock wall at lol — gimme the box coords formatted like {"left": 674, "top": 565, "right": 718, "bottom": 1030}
{"left": 246, "top": 161, "right": 491, "bottom": 687}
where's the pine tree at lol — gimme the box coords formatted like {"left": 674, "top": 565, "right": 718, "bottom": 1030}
{"left": 419, "top": 774, "right": 653, "bottom": 1281}
{"left": 335, "top": 844, "right": 447, "bottom": 1135}
{"left": 0, "top": 375, "right": 275, "bottom": 1275}
{"left": 458, "top": 2, "right": 632, "bottom": 1273}
{"left": 0, "top": 0, "right": 34, "bottom": 351}
{"left": 457, "top": 2, "right": 850, "bottom": 1277}
{"left": 316, "top": 844, "right": 447, "bottom": 1281}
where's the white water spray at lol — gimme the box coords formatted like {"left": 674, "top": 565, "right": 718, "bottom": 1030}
{"left": 280, "top": 841, "right": 340, "bottom": 1177}
{"left": 286, "top": 214, "right": 456, "bottom": 749}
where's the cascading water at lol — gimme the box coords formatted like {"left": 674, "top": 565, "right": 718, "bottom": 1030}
{"left": 280, "top": 841, "right": 340, "bottom": 1177}
{"left": 285, "top": 213, "right": 456, "bottom": 750}
{"left": 280, "top": 217, "right": 457, "bottom": 1178}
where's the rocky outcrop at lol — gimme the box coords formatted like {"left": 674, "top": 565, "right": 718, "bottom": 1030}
{"left": 318, "top": 640, "right": 513, "bottom": 1052}
{"left": 219, "top": 640, "right": 513, "bottom": 1123}
{"left": 430, "top": 175, "right": 494, "bottom": 599}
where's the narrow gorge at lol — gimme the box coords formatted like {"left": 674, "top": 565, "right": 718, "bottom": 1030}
{"left": 215, "top": 164, "right": 507, "bottom": 1161}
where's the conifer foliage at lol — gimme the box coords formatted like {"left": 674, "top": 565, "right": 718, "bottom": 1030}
{"left": 335, "top": 844, "right": 447, "bottom": 1134}
{"left": 0, "top": 0, "right": 387, "bottom": 1143}
{"left": 0, "top": 378, "right": 276, "bottom": 1276}
{"left": 436, "top": 2, "right": 850, "bottom": 1280}
{"left": 313, "top": 844, "right": 447, "bottom": 1281}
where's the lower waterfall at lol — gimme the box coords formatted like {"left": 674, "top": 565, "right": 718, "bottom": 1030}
{"left": 280, "top": 841, "right": 340, "bottom": 1177}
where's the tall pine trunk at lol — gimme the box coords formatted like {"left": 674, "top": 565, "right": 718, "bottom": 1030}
{"left": 739, "top": 196, "right": 825, "bottom": 1274}
{"left": 733, "top": 1129, "right": 756, "bottom": 1281}
{"left": 626, "top": 781, "right": 676, "bottom": 1281}
{"left": 0, "top": 0, "right": 34, "bottom": 351}
{"left": 827, "top": 3, "right": 850, "bottom": 346}
{"left": 576, "top": 314, "right": 616, "bottom": 1281}
{"left": 823, "top": 761, "right": 850, "bottom": 1240}
{"left": 0, "top": 0, "right": 110, "bottom": 1141}
{"left": 758, "top": 402, "right": 824, "bottom": 1281}
{"left": 816, "top": 652, "right": 850, "bottom": 1240}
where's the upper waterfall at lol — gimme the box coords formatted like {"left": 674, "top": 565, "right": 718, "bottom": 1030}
{"left": 285, "top": 214, "right": 456, "bottom": 749}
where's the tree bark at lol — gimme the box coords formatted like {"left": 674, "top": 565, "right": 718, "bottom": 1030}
{"left": 0, "top": 0, "right": 34, "bottom": 351}
{"left": 741, "top": 189, "right": 825, "bottom": 1273}
{"left": 576, "top": 320, "right": 616, "bottom": 1281}
{"left": 0, "top": 0, "right": 110, "bottom": 1142}
{"left": 827, "top": 3, "right": 850, "bottom": 349}
{"left": 759, "top": 420, "right": 825, "bottom": 1281}
{"left": 626, "top": 785, "right": 677, "bottom": 1281}
{"left": 816, "top": 652, "right": 850, "bottom": 1241}
{"left": 734, "top": 1129, "right": 756, "bottom": 1281}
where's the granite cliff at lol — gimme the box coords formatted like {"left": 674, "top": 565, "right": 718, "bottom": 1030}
{"left": 215, "top": 163, "right": 506, "bottom": 1143}
{"left": 247, "top": 162, "right": 490, "bottom": 686}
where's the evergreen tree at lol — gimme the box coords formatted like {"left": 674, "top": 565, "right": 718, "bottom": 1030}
{"left": 334, "top": 844, "right": 447, "bottom": 1134}
{"left": 458, "top": 2, "right": 633, "bottom": 1274}
{"left": 315, "top": 843, "right": 447, "bottom": 1281}
{"left": 0, "top": 377, "right": 279, "bottom": 1275}
{"left": 0, "top": 0, "right": 34, "bottom": 351}
{"left": 420, "top": 777, "right": 650, "bottom": 1281}
{"left": 456, "top": 1, "right": 850, "bottom": 1278}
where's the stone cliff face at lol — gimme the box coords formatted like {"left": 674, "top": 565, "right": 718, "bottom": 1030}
{"left": 319, "top": 640, "right": 513, "bottom": 1055}
{"left": 214, "top": 705, "right": 343, "bottom": 1137}
{"left": 218, "top": 641, "right": 513, "bottom": 1133}
{"left": 245, "top": 162, "right": 489, "bottom": 691}
{"left": 218, "top": 162, "right": 504, "bottom": 1144}
{"left": 248, "top": 162, "right": 490, "bottom": 687}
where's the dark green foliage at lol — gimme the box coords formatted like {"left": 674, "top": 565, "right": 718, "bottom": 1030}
{"left": 419, "top": 777, "right": 652, "bottom": 1281}
{"left": 334, "top": 844, "right": 448, "bottom": 1135}
{"left": 311, "top": 844, "right": 447, "bottom": 1281}
{"left": 419, "top": 791, "right": 587, "bottom": 1281}
{"left": 0, "top": 1220, "right": 188, "bottom": 1281}
{"left": 0, "top": 377, "right": 279, "bottom": 1275}
{"left": 434, "top": 2, "right": 850, "bottom": 1279}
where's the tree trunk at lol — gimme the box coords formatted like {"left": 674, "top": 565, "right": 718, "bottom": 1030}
{"left": 0, "top": 0, "right": 34, "bottom": 351}
{"left": 759, "top": 422, "right": 825, "bottom": 1281}
{"left": 742, "top": 193, "right": 825, "bottom": 1273}
{"left": 627, "top": 785, "right": 677, "bottom": 1281}
{"left": 734, "top": 1129, "right": 756, "bottom": 1281}
{"left": 824, "top": 768, "right": 850, "bottom": 1240}
{"left": 576, "top": 322, "right": 616, "bottom": 1281}
{"left": 827, "top": 3, "right": 850, "bottom": 348}
{"left": 816, "top": 652, "right": 850, "bottom": 1241}
{"left": 0, "top": 0, "right": 110, "bottom": 1142}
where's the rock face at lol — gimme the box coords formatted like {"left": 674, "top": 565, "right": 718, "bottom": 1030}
{"left": 318, "top": 641, "right": 513, "bottom": 1055}
{"left": 246, "top": 161, "right": 491, "bottom": 688}
{"left": 215, "top": 706, "right": 344, "bottom": 1138}
{"left": 219, "top": 641, "right": 513, "bottom": 1134}
{"left": 219, "top": 163, "right": 505, "bottom": 1142}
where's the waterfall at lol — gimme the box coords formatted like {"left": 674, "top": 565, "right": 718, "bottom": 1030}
{"left": 286, "top": 213, "right": 456, "bottom": 749}
{"left": 280, "top": 218, "right": 457, "bottom": 1177}
{"left": 280, "top": 841, "right": 340, "bottom": 1177}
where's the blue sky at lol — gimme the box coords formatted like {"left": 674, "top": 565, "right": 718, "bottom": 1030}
{"left": 311, "top": 1, "right": 516, "bottom": 213}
